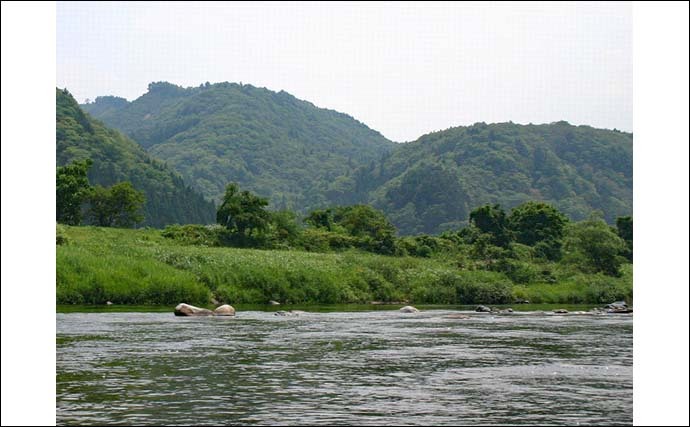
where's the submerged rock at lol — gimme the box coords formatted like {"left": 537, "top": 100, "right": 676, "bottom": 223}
{"left": 606, "top": 301, "right": 628, "bottom": 309}
{"left": 605, "top": 301, "right": 632, "bottom": 313}
{"left": 274, "top": 310, "right": 300, "bottom": 317}
{"left": 497, "top": 308, "right": 513, "bottom": 314}
{"left": 399, "top": 306, "right": 420, "bottom": 313}
{"left": 445, "top": 313, "right": 470, "bottom": 319}
{"left": 174, "top": 303, "right": 214, "bottom": 317}
{"left": 553, "top": 309, "right": 569, "bottom": 314}
{"left": 214, "top": 304, "right": 236, "bottom": 316}
{"left": 475, "top": 305, "right": 492, "bottom": 313}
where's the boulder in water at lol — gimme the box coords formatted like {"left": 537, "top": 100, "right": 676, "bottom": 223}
{"left": 399, "top": 306, "right": 420, "bottom": 313}
{"left": 174, "top": 303, "right": 214, "bottom": 317}
{"left": 605, "top": 301, "right": 632, "bottom": 313}
{"left": 553, "top": 309, "right": 569, "bottom": 314}
{"left": 214, "top": 304, "right": 236, "bottom": 316}
{"left": 475, "top": 305, "right": 492, "bottom": 313}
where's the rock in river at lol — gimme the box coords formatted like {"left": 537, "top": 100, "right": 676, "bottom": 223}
{"left": 214, "top": 304, "right": 236, "bottom": 316}
{"left": 475, "top": 305, "right": 492, "bottom": 313}
{"left": 399, "top": 306, "right": 420, "bottom": 313}
{"left": 274, "top": 310, "right": 301, "bottom": 317}
{"left": 174, "top": 303, "right": 214, "bottom": 317}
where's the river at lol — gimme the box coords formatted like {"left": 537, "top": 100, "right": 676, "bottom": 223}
{"left": 57, "top": 307, "right": 632, "bottom": 425}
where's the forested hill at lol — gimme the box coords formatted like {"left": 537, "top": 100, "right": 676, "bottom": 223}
{"left": 57, "top": 88, "right": 215, "bottom": 227}
{"left": 83, "top": 82, "right": 631, "bottom": 235}
{"left": 354, "top": 121, "right": 632, "bottom": 234}
{"left": 83, "top": 82, "right": 395, "bottom": 210}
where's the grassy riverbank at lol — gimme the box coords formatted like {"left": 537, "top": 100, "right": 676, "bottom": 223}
{"left": 56, "top": 226, "right": 632, "bottom": 306}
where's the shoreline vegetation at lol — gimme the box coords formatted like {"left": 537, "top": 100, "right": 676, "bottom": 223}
{"left": 56, "top": 223, "right": 632, "bottom": 307}
{"left": 57, "top": 87, "right": 633, "bottom": 309}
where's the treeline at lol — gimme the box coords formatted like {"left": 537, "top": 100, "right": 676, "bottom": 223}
{"left": 57, "top": 159, "right": 145, "bottom": 227}
{"left": 57, "top": 88, "right": 215, "bottom": 227}
{"left": 162, "top": 183, "right": 633, "bottom": 278}
{"left": 83, "top": 83, "right": 631, "bottom": 234}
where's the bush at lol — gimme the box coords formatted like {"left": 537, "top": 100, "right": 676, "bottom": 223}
{"left": 56, "top": 224, "right": 70, "bottom": 245}
{"left": 162, "top": 224, "right": 222, "bottom": 246}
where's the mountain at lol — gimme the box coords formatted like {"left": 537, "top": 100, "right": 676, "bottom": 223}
{"left": 83, "top": 82, "right": 395, "bottom": 210}
{"left": 57, "top": 88, "right": 215, "bottom": 227}
{"left": 353, "top": 121, "right": 632, "bottom": 234}
{"left": 83, "top": 82, "right": 632, "bottom": 235}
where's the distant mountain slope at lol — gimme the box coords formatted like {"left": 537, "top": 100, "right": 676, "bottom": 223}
{"left": 83, "top": 82, "right": 632, "bottom": 235}
{"left": 57, "top": 88, "right": 215, "bottom": 227}
{"left": 353, "top": 121, "right": 632, "bottom": 234}
{"left": 83, "top": 82, "right": 395, "bottom": 210}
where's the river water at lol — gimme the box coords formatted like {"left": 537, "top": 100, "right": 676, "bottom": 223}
{"left": 57, "top": 308, "right": 632, "bottom": 425}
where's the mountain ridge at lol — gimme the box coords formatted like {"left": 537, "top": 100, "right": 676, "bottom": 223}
{"left": 82, "top": 82, "right": 632, "bottom": 234}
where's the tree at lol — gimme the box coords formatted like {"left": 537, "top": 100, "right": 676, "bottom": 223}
{"left": 304, "top": 208, "right": 334, "bottom": 231}
{"left": 563, "top": 216, "right": 627, "bottom": 276}
{"left": 468, "top": 204, "right": 512, "bottom": 247}
{"left": 269, "top": 210, "right": 301, "bottom": 245}
{"left": 508, "top": 201, "right": 569, "bottom": 260}
{"left": 333, "top": 205, "right": 397, "bottom": 254}
{"left": 216, "top": 183, "right": 270, "bottom": 237}
{"left": 616, "top": 216, "right": 633, "bottom": 261}
{"left": 56, "top": 159, "right": 93, "bottom": 225}
{"left": 86, "top": 182, "right": 145, "bottom": 227}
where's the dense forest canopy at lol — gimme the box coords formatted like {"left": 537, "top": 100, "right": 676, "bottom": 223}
{"left": 82, "top": 82, "right": 632, "bottom": 234}
{"left": 83, "top": 81, "right": 395, "bottom": 211}
{"left": 359, "top": 121, "right": 632, "bottom": 234}
{"left": 57, "top": 88, "right": 215, "bottom": 227}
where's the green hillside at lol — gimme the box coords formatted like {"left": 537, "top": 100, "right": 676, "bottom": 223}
{"left": 357, "top": 121, "right": 632, "bottom": 234}
{"left": 83, "top": 83, "right": 632, "bottom": 235}
{"left": 57, "top": 88, "right": 215, "bottom": 227}
{"left": 83, "top": 82, "right": 395, "bottom": 210}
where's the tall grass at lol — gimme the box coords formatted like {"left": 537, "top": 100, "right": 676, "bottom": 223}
{"left": 56, "top": 226, "right": 632, "bottom": 305}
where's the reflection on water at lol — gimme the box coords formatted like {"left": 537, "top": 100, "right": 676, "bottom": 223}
{"left": 57, "top": 309, "right": 632, "bottom": 425}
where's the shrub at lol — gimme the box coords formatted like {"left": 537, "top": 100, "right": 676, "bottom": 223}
{"left": 162, "top": 224, "right": 222, "bottom": 246}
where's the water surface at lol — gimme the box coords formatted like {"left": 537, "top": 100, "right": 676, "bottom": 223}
{"left": 57, "top": 309, "right": 632, "bottom": 425}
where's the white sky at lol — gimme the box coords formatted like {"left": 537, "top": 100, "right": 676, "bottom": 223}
{"left": 57, "top": 1, "right": 632, "bottom": 142}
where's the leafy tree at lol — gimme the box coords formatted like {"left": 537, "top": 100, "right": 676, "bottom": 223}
{"left": 508, "top": 201, "right": 569, "bottom": 260}
{"left": 269, "top": 210, "right": 301, "bottom": 245}
{"left": 56, "top": 159, "right": 93, "bottom": 225}
{"left": 304, "top": 209, "right": 334, "bottom": 231}
{"left": 329, "top": 205, "right": 397, "bottom": 254}
{"left": 616, "top": 216, "right": 633, "bottom": 261}
{"left": 86, "top": 182, "right": 145, "bottom": 227}
{"left": 468, "top": 204, "right": 512, "bottom": 247}
{"left": 563, "top": 216, "right": 628, "bottom": 276}
{"left": 469, "top": 233, "right": 511, "bottom": 266}
{"left": 216, "top": 183, "right": 270, "bottom": 237}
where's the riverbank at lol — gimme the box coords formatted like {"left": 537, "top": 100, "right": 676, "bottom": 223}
{"left": 57, "top": 226, "right": 632, "bottom": 306}
{"left": 56, "top": 303, "right": 605, "bottom": 314}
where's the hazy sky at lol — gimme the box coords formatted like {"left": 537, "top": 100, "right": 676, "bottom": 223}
{"left": 57, "top": 1, "right": 632, "bottom": 142}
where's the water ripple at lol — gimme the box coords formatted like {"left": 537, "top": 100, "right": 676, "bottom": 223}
{"left": 57, "top": 310, "right": 632, "bottom": 425}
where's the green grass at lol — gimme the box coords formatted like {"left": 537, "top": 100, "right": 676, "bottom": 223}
{"left": 56, "top": 226, "right": 632, "bottom": 306}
